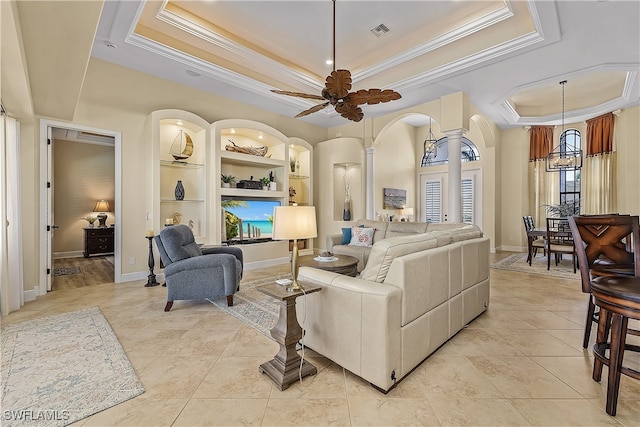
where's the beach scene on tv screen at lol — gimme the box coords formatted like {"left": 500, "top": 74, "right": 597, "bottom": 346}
{"left": 222, "top": 199, "right": 279, "bottom": 239}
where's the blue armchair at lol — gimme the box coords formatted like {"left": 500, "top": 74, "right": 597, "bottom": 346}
{"left": 154, "top": 224, "right": 243, "bottom": 311}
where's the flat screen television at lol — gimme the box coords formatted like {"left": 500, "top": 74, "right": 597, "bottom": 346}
{"left": 222, "top": 199, "right": 280, "bottom": 243}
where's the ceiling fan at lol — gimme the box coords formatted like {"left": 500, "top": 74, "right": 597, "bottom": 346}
{"left": 271, "top": 0, "right": 402, "bottom": 122}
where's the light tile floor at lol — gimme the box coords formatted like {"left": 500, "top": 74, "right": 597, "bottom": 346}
{"left": 3, "top": 253, "right": 639, "bottom": 426}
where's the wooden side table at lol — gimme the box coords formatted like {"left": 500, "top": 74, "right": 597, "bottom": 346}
{"left": 298, "top": 253, "right": 359, "bottom": 277}
{"left": 83, "top": 227, "right": 114, "bottom": 258}
{"left": 257, "top": 282, "right": 321, "bottom": 390}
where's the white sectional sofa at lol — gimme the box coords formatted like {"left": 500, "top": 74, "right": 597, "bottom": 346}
{"left": 298, "top": 221, "right": 490, "bottom": 392}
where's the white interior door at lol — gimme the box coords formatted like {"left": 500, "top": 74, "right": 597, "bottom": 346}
{"left": 45, "top": 126, "right": 54, "bottom": 291}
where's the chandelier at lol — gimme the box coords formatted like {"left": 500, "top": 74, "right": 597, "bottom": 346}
{"left": 423, "top": 116, "right": 437, "bottom": 160}
{"left": 546, "top": 80, "right": 582, "bottom": 171}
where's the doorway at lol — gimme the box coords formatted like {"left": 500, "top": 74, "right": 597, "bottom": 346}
{"left": 419, "top": 168, "right": 482, "bottom": 225}
{"left": 39, "top": 120, "right": 122, "bottom": 295}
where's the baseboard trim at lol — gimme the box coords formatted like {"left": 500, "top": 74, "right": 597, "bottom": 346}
{"left": 244, "top": 257, "right": 289, "bottom": 271}
{"left": 53, "top": 251, "right": 84, "bottom": 259}
{"left": 118, "top": 271, "right": 149, "bottom": 283}
{"left": 498, "top": 245, "right": 526, "bottom": 253}
{"left": 24, "top": 289, "right": 37, "bottom": 302}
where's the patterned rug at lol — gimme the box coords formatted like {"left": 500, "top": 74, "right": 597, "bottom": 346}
{"left": 1, "top": 307, "right": 144, "bottom": 427}
{"left": 53, "top": 267, "right": 81, "bottom": 276}
{"left": 209, "top": 274, "right": 290, "bottom": 338}
{"left": 491, "top": 253, "right": 579, "bottom": 280}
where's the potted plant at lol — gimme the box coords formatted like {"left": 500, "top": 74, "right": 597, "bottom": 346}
{"left": 259, "top": 176, "right": 270, "bottom": 190}
{"left": 221, "top": 174, "right": 236, "bottom": 188}
{"left": 543, "top": 201, "right": 580, "bottom": 218}
{"left": 82, "top": 215, "right": 97, "bottom": 228}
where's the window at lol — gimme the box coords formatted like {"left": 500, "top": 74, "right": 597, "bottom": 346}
{"left": 559, "top": 129, "right": 581, "bottom": 213}
{"left": 420, "top": 137, "right": 480, "bottom": 167}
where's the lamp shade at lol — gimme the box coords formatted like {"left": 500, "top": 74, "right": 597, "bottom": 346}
{"left": 93, "top": 199, "right": 111, "bottom": 212}
{"left": 272, "top": 206, "right": 317, "bottom": 240}
{"left": 400, "top": 207, "right": 414, "bottom": 216}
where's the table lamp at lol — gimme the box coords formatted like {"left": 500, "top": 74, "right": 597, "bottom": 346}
{"left": 93, "top": 199, "right": 111, "bottom": 227}
{"left": 272, "top": 205, "right": 317, "bottom": 292}
{"left": 399, "top": 207, "right": 414, "bottom": 222}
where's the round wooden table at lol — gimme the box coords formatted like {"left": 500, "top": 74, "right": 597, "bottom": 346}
{"left": 298, "top": 253, "right": 359, "bottom": 277}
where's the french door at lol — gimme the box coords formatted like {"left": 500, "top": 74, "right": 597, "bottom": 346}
{"left": 419, "top": 169, "right": 481, "bottom": 225}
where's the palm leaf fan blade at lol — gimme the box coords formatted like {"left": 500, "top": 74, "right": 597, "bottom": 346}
{"left": 335, "top": 102, "right": 364, "bottom": 122}
{"left": 271, "top": 90, "right": 326, "bottom": 101}
{"left": 295, "top": 102, "right": 330, "bottom": 118}
{"left": 345, "top": 89, "right": 402, "bottom": 106}
{"left": 325, "top": 70, "right": 352, "bottom": 99}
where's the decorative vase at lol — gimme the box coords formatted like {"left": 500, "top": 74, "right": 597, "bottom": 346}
{"left": 175, "top": 180, "right": 185, "bottom": 200}
{"left": 269, "top": 182, "right": 277, "bottom": 191}
{"left": 343, "top": 197, "right": 351, "bottom": 221}
{"left": 88, "top": 223, "right": 94, "bottom": 228}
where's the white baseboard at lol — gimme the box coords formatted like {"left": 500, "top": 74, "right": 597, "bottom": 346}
{"left": 24, "top": 289, "right": 38, "bottom": 302}
{"left": 53, "top": 251, "right": 84, "bottom": 259}
{"left": 498, "top": 245, "right": 526, "bottom": 253}
{"left": 118, "top": 271, "right": 149, "bottom": 283}
{"left": 244, "top": 257, "right": 289, "bottom": 271}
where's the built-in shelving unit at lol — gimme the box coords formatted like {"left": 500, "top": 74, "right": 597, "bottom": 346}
{"left": 149, "top": 110, "right": 209, "bottom": 242}
{"left": 148, "top": 113, "right": 314, "bottom": 267}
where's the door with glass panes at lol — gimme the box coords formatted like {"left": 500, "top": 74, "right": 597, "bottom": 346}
{"left": 419, "top": 169, "right": 481, "bottom": 224}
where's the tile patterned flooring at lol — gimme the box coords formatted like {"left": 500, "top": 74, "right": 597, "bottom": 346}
{"left": 2, "top": 253, "right": 639, "bottom": 426}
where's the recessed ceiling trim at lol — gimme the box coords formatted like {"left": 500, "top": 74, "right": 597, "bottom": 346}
{"left": 389, "top": 31, "right": 544, "bottom": 93}
{"left": 496, "top": 67, "right": 640, "bottom": 126}
{"left": 354, "top": 3, "right": 514, "bottom": 82}
{"left": 155, "top": 5, "right": 324, "bottom": 91}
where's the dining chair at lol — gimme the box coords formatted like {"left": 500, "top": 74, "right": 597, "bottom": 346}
{"left": 569, "top": 214, "right": 640, "bottom": 416}
{"left": 546, "top": 217, "right": 576, "bottom": 273}
{"left": 523, "top": 215, "right": 546, "bottom": 266}
{"left": 568, "top": 214, "right": 639, "bottom": 348}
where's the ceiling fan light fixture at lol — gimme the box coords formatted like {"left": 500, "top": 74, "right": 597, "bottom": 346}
{"left": 270, "top": 0, "right": 401, "bottom": 122}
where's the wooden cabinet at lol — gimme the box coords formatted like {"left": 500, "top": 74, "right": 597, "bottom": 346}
{"left": 83, "top": 227, "right": 114, "bottom": 257}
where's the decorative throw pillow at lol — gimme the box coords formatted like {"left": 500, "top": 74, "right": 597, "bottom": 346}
{"left": 349, "top": 227, "right": 374, "bottom": 247}
{"left": 341, "top": 227, "right": 352, "bottom": 245}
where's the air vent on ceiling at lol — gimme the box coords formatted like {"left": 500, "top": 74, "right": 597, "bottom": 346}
{"left": 370, "top": 24, "right": 390, "bottom": 37}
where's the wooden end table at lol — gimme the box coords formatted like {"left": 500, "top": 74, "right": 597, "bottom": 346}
{"left": 257, "top": 282, "right": 321, "bottom": 390}
{"left": 298, "top": 253, "right": 359, "bottom": 277}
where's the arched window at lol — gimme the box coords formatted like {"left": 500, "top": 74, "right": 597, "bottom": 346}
{"left": 420, "top": 137, "right": 480, "bottom": 167}
{"left": 559, "top": 129, "right": 581, "bottom": 212}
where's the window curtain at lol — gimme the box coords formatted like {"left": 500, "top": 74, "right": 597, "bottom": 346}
{"left": 583, "top": 113, "right": 616, "bottom": 214}
{"left": 0, "top": 115, "right": 24, "bottom": 315}
{"left": 528, "top": 126, "right": 557, "bottom": 226}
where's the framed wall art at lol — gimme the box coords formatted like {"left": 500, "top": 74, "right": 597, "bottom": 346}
{"left": 383, "top": 188, "right": 406, "bottom": 209}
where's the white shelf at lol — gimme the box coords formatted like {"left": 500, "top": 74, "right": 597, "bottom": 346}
{"left": 220, "top": 151, "right": 285, "bottom": 167}
{"left": 289, "top": 174, "right": 309, "bottom": 179}
{"left": 220, "top": 188, "right": 285, "bottom": 198}
{"left": 160, "top": 160, "right": 204, "bottom": 168}
{"left": 160, "top": 199, "right": 205, "bottom": 203}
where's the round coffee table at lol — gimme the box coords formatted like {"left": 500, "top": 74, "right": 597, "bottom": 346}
{"left": 298, "top": 253, "right": 359, "bottom": 277}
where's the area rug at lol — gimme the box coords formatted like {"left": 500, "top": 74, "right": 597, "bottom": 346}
{"left": 1, "top": 307, "right": 144, "bottom": 427}
{"left": 491, "top": 253, "right": 579, "bottom": 280}
{"left": 52, "top": 266, "right": 81, "bottom": 277}
{"left": 209, "top": 274, "right": 291, "bottom": 339}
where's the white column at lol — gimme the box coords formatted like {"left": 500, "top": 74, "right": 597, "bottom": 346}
{"left": 365, "top": 146, "right": 377, "bottom": 220}
{"left": 447, "top": 130, "right": 464, "bottom": 223}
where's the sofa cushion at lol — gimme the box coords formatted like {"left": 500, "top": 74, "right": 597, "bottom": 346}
{"left": 350, "top": 227, "right": 375, "bottom": 247}
{"left": 354, "top": 219, "right": 388, "bottom": 244}
{"left": 384, "top": 222, "right": 429, "bottom": 239}
{"left": 341, "top": 227, "right": 352, "bottom": 245}
{"left": 360, "top": 233, "right": 438, "bottom": 283}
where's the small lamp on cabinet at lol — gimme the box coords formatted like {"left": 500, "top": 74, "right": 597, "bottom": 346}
{"left": 272, "top": 205, "right": 317, "bottom": 292}
{"left": 93, "top": 199, "right": 111, "bottom": 227}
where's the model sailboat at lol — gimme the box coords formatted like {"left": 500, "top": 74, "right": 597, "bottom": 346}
{"left": 169, "top": 130, "right": 194, "bottom": 161}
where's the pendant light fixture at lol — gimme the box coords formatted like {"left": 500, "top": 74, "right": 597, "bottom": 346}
{"left": 546, "top": 80, "right": 582, "bottom": 171}
{"left": 423, "top": 116, "right": 437, "bottom": 160}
